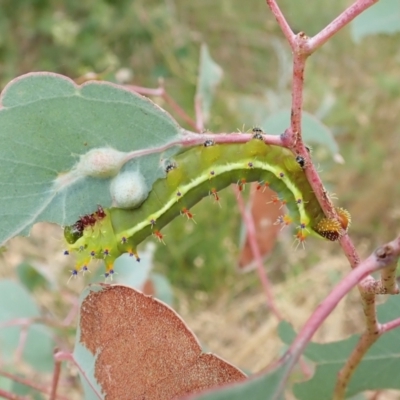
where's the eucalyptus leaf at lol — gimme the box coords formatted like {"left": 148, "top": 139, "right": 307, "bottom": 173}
{"left": 0, "top": 72, "right": 183, "bottom": 246}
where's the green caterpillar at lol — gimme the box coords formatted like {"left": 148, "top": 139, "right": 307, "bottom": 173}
{"left": 64, "top": 136, "right": 350, "bottom": 277}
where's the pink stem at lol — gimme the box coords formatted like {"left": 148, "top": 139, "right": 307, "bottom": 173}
{"left": 274, "top": 236, "right": 400, "bottom": 393}
{"left": 0, "top": 370, "right": 68, "bottom": 400}
{"left": 0, "top": 389, "right": 27, "bottom": 400}
{"left": 54, "top": 351, "right": 103, "bottom": 400}
{"left": 234, "top": 187, "right": 283, "bottom": 320}
{"left": 50, "top": 349, "right": 62, "bottom": 400}
{"left": 307, "top": 0, "right": 379, "bottom": 53}
{"left": 288, "top": 50, "right": 307, "bottom": 145}
{"left": 124, "top": 85, "right": 163, "bottom": 96}
{"left": 125, "top": 84, "right": 198, "bottom": 130}
{"left": 122, "top": 132, "right": 284, "bottom": 164}
{"left": 15, "top": 324, "right": 29, "bottom": 364}
{"left": 163, "top": 91, "right": 198, "bottom": 131}
{"left": 265, "top": 0, "right": 295, "bottom": 48}
{"left": 54, "top": 132, "right": 284, "bottom": 191}
{"left": 194, "top": 95, "right": 205, "bottom": 132}
{"left": 380, "top": 317, "right": 400, "bottom": 334}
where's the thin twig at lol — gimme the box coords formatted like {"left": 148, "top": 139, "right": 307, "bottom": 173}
{"left": 15, "top": 324, "right": 29, "bottom": 364}
{"left": 54, "top": 351, "right": 103, "bottom": 400}
{"left": 194, "top": 94, "right": 205, "bottom": 132}
{"left": 380, "top": 261, "right": 398, "bottom": 294}
{"left": 380, "top": 317, "right": 400, "bottom": 334}
{"left": 163, "top": 90, "right": 198, "bottom": 131}
{"left": 0, "top": 389, "right": 28, "bottom": 400}
{"left": 234, "top": 186, "right": 283, "bottom": 320}
{"left": 0, "top": 370, "right": 68, "bottom": 400}
{"left": 333, "top": 237, "right": 400, "bottom": 399}
{"left": 333, "top": 330, "right": 380, "bottom": 400}
{"left": 126, "top": 84, "right": 198, "bottom": 130}
{"left": 50, "top": 349, "right": 62, "bottom": 400}
{"left": 265, "top": 0, "right": 295, "bottom": 48}
{"left": 54, "top": 132, "right": 284, "bottom": 191}
{"left": 307, "top": 0, "right": 379, "bottom": 53}
{"left": 268, "top": 236, "right": 400, "bottom": 397}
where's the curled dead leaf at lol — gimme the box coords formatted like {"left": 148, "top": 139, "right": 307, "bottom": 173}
{"left": 79, "top": 284, "right": 246, "bottom": 399}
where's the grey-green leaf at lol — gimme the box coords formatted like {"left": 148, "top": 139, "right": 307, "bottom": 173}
{"left": 196, "top": 44, "right": 223, "bottom": 124}
{"left": 279, "top": 296, "right": 400, "bottom": 399}
{"left": 190, "top": 364, "right": 287, "bottom": 400}
{"left": 351, "top": 0, "right": 400, "bottom": 43}
{"left": 0, "top": 72, "right": 183, "bottom": 246}
{"left": 262, "top": 110, "right": 340, "bottom": 158}
{"left": 0, "top": 280, "right": 54, "bottom": 372}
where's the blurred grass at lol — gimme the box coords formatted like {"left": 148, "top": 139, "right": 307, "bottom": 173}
{"left": 1, "top": 0, "right": 400, "bottom": 295}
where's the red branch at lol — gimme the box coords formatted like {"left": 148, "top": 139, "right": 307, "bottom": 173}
{"left": 0, "top": 370, "right": 68, "bottom": 400}
{"left": 54, "top": 351, "right": 103, "bottom": 400}
{"left": 126, "top": 83, "right": 198, "bottom": 131}
{"left": 234, "top": 187, "right": 283, "bottom": 320}
{"left": 0, "top": 389, "right": 27, "bottom": 400}
{"left": 307, "top": 0, "right": 379, "bottom": 52}
{"left": 265, "top": 0, "right": 295, "bottom": 48}
{"left": 273, "top": 236, "right": 400, "bottom": 395}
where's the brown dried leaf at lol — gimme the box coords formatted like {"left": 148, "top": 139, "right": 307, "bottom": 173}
{"left": 79, "top": 284, "right": 246, "bottom": 400}
{"left": 238, "top": 184, "right": 282, "bottom": 271}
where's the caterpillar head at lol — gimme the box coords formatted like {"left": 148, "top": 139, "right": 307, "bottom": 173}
{"left": 314, "top": 208, "right": 351, "bottom": 241}
{"left": 64, "top": 205, "right": 107, "bottom": 244}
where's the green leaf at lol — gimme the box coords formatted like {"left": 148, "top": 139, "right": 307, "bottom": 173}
{"left": 262, "top": 110, "right": 341, "bottom": 158}
{"left": 0, "top": 280, "right": 54, "bottom": 372}
{"left": 13, "top": 377, "right": 45, "bottom": 400}
{"left": 196, "top": 44, "right": 223, "bottom": 124}
{"left": 150, "top": 272, "right": 174, "bottom": 306}
{"left": 191, "top": 364, "right": 287, "bottom": 400}
{"left": 16, "top": 261, "right": 55, "bottom": 292}
{"left": 279, "top": 296, "right": 400, "bottom": 399}
{"left": 351, "top": 0, "right": 400, "bottom": 43}
{"left": 0, "top": 72, "right": 183, "bottom": 246}
{"left": 74, "top": 341, "right": 103, "bottom": 400}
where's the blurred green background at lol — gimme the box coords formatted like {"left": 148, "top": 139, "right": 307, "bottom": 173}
{"left": 1, "top": 0, "right": 399, "bottom": 291}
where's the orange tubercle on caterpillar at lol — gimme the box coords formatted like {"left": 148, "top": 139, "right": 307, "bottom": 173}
{"left": 181, "top": 207, "right": 197, "bottom": 223}
{"left": 268, "top": 195, "right": 286, "bottom": 208}
{"left": 181, "top": 207, "right": 193, "bottom": 219}
{"left": 274, "top": 214, "right": 293, "bottom": 228}
{"left": 237, "top": 178, "right": 247, "bottom": 192}
{"left": 153, "top": 230, "right": 165, "bottom": 244}
{"left": 294, "top": 229, "right": 308, "bottom": 250}
{"left": 256, "top": 182, "right": 270, "bottom": 192}
{"left": 210, "top": 188, "right": 221, "bottom": 207}
{"left": 268, "top": 195, "right": 280, "bottom": 205}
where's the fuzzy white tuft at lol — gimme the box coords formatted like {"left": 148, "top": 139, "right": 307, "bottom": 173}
{"left": 75, "top": 148, "right": 127, "bottom": 178}
{"left": 110, "top": 170, "right": 150, "bottom": 209}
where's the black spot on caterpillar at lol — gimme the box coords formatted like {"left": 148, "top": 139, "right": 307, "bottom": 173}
{"left": 252, "top": 127, "right": 264, "bottom": 141}
{"left": 296, "top": 155, "right": 306, "bottom": 169}
{"left": 164, "top": 163, "right": 176, "bottom": 174}
{"left": 203, "top": 140, "right": 215, "bottom": 147}
{"left": 64, "top": 139, "right": 350, "bottom": 274}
